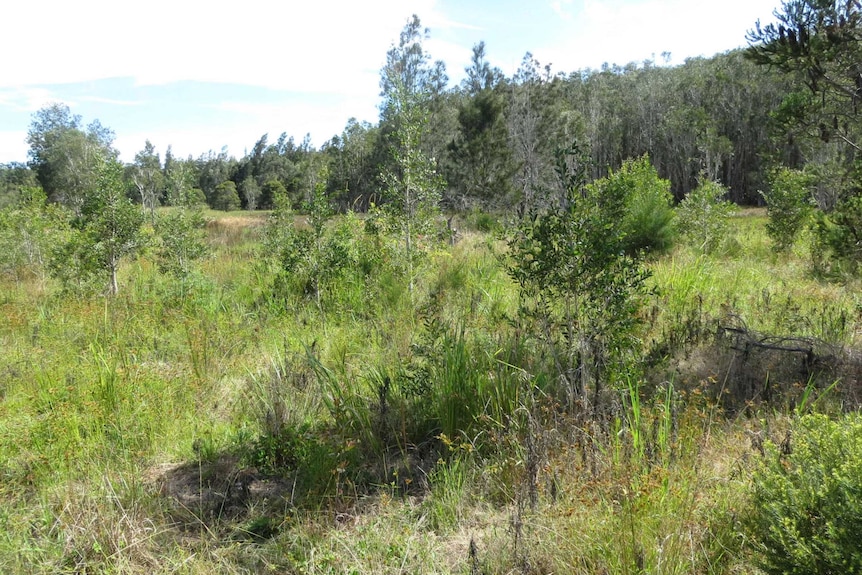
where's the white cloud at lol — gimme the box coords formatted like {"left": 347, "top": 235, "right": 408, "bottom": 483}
{"left": 0, "top": 88, "right": 67, "bottom": 112}
{"left": 550, "top": 0, "right": 575, "bottom": 20}
{"left": 79, "top": 96, "right": 143, "bottom": 107}
{"left": 533, "top": 0, "right": 778, "bottom": 72}
{"left": 0, "top": 132, "right": 28, "bottom": 164}
{"left": 3, "top": 0, "right": 449, "bottom": 92}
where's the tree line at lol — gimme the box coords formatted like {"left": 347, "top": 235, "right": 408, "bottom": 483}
{"left": 1, "top": 2, "right": 859, "bottom": 229}
{"left": 0, "top": 9, "right": 831, "bottom": 213}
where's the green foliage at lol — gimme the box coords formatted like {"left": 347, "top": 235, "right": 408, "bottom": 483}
{"left": 0, "top": 162, "right": 38, "bottom": 209}
{"left": 130, "top": 140, "right": 164, "bottom": 223}
{"left": 379, "top": 18, "right": 445, "bottom": 297}
{"left": 49, "top": 157, "right": 145, "bottom": 295}
{"left": 762, "top": 167, "right": 814, "bottom": 251}
{"left": 27, "top": 104, "right": 117, "bottom": 213}
{"left": 747, "top": 414, "right": 862, "bottom": 574}
{"left": 240, "top": 177, "right": 260, "bottom": 211}
{"left": 379, "top": 93, "right": 444, "bottom": 294}
{"left": 465, "top": 208, "right": 500, "bottom": 233}
{"left": 507, "top": 141, "right": 650, "bottom": 402}
{"left": 613, "top": 155, "right": 676, "bottom": 255}
{"left": 446, "top": 85, "right": 516, "bottom": 209}
{"left": 746, "top": 0, "right": 862, "bottom": 155}
{"left": 260, "top": 179, "right": 287, "bottom": 211}
{"left": 265, "top": 175, "right": 355, "bottom": 313}
{"left": 676, "top": 178, "right": 737, "bottom": 253}
{"left": 212, "top": 180, "right": 240, "bottom": 211}
{"left": 812, "top": 194, "right": 862, "bottom": 274}
{"left": 154, "top": 207, "right": 209, "bottom": 279}
{"left": 0, "top": 187, "right": 69, "bottom": 281}
{"left": 163, "top": 152, "right": 199, "bottom": 207}
{"left": 187, "top": 187, "right": 207, "bottom": 207}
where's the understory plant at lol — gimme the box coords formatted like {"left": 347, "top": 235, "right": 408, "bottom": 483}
{"left": 747, "top": 413, "right": 862, "bottom": 574}
{"left": 677, "top": 177, "right": 737, "bottom": 254}
{"left": 761, "top": 167, "right": 813, "bottom": 251}
{"left": 507, "top": 141, "right": 650, "bottom": 407}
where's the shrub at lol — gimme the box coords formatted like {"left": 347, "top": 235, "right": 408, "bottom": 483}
{"left": 0, "top": 186, "right": 69, "bottom": 281}
{"left": 507, "top": 141, "right": 649, "bottom": 404}
{"left": 812, "top": 194, "right": 862, "bottom": 275}
{"left": 154, "top": 207, "right": 209, "bottom": 279}
{"left": 614, "top": 155, "right": 676, "bottom": 256}
{"left": 762, "top": 167, "right": 814, "bottom": 251}
{"left": 746, "top": 413, "right": 862, "bottom": 575}
{"left": 677, "top": 178, "right": 737, "bottom": 254}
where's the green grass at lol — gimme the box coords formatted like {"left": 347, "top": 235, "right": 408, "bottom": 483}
{"left": 0, "top": 207, "right": 859, "bottom": 573}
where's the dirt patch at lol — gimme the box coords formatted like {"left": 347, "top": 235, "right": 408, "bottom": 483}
{"left": 147, "top": 456, "right": 294, "bottom": 530}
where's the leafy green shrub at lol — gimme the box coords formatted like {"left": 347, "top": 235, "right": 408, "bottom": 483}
{"left": 762, "top": 167, "right": 813, "bottom": 251}
{"left": 0, "top": 187, "right": 69, "bottom": 281}
{"left": 154, "top": 207, "right": 209, "bottom": 279}
{"left": 614, "top": 155, "right": 676, "bottom": 255}
{"left": 264, "top": 177, "right": 357, "bottom": 312}
{"left": 677, "top": 178, "right": 737, "bottom": 254}
{"left": 812, "top": 194, "right": 862, "bottom": 275}
{"left": 507, "top": 141, "right": 649, "bottom": 403}
{"left": 747, "top": 414, "right": 862, "bottom": 574}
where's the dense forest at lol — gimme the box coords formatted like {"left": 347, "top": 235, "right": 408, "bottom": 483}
{"left": 2, "top": 1, "right": 862, "bottom": 574}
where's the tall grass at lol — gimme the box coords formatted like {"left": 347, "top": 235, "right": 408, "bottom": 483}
{"left": 0, "top": 208, "right": 859, "bottom": 573}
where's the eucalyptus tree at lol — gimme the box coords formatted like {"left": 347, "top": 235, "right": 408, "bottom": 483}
{"left": 240, "top": 177, "right": 261, "bottom": 210}
{"left": 324, "top": 118, "right": 381, "bottom": 211}
{"left": 379, "top": 15, "right": 445, "bottom": 296}
{"left": 131, "top": 140, "right": 164, "bottom": 223}
{"left": 163, "top": 147, "right": 203, "bottom": 207}
{"left": 27, "top": 104, "right": 117, "bottom": 214}
{"left": 509, "top": 53, "right": 554, "bottom": 213}
{"left": 195, "top": 149, "right": 233, "bottom": 208}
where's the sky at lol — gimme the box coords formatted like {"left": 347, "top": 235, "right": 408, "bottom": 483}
{"left": 0, "top": 0, "right": 782, "bottom": 164}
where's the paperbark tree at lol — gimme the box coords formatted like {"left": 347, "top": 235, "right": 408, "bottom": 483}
{"left": 131, "top": 140, "right": 164, "bottom": 223}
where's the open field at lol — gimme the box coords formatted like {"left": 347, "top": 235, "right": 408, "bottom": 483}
{"left": 1, "top": 209, "right": 860, "bottom": 574}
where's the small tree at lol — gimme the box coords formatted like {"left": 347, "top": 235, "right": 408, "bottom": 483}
{"left": 507, "top": 141, "right": 650, "bottom": 406}
{"left": 616, "top": 155, "right": 676, "bottom": 256}
{"left": 131, "top": 140, "right": 164, "bottom": 224}
{"left": 378, "top": 15, "right": 445, "bottom": 299}
{"left": 379, "top": 78, "right": 444, "bottom": 296}
{"left": 154, "top": 207, "right": 208, "bottom": 281}
{"left": 240, "top": 177, "right": 261, "bottom": 211}
{"left": 50, "top": 156, "right": 145, "bottom": 295}
{"left": 677, "top": 178, "right": 737, "bottom": 253}
{"left": 212, "top": 180, "right": 240, "bottom": 211}
{"left": 762, "top": 167, "right": 814, "bottom": 251}
{"left": 0, "top": 187, "right": 69, "bottom": 282}
{"left": 260, "top": 179, "right": 287, "bottom": 211}
{"left": 812, "top": 194, "right": 862, "bottom": 274}
{"left": 264, "top": 170, "right": 351, "bottom": 314}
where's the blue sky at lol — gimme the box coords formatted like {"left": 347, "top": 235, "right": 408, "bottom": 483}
{"left": 0, "top": 0, "right": 780, "bottom": 164}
